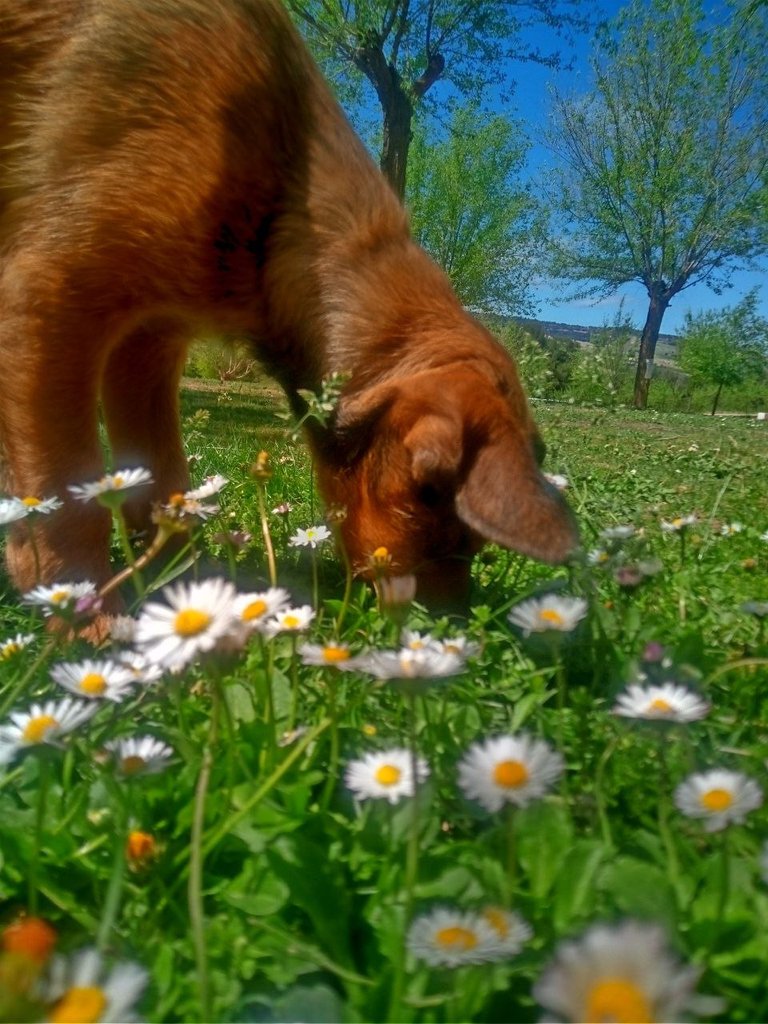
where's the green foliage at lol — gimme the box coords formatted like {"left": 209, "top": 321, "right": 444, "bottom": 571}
{"left": 406, "top": 106, "right": 539, "bottom": 315}
{"left": 495, "top": 323, "right": 554, "bottom": 398}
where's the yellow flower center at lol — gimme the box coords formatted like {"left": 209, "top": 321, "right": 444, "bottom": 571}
{"left": 482, "top": 906, "right": 510, "bottom": 938}
{"left": 584, "top": 977, "right": 653, "bottom": 1024}
{"left": 648, "top": 698, "right": 673, "bottom": 714}
{"left": 700, "top": 788, "right": 734, "bottom": 812}
{"left": 538, "top": 608, "right": 564, "bottom": 626}
{"left": 168, "top": 492, "right": 186, "bottom": 507}
{"left": 434, "top": 926, "right": 478, "bottom": 951}
{"left": 51, "top": 590, "right": 70, "bottom": 605}
{"left": 121, "top": 755, "right": 147, "bottom": 776}
{"left": 80, "top": 673, "right": 107, "bottom": 695}
{"left": 362, "top": 724, "right": 377, "bottom": 737}
{"left": 282, "top": 615, "right": 301, "bottom": 629}
{"left": 21, "top": 496, "right": 41, "bottom": 507}
{"left": 242, "top": 599, "right": 268, "bottom": 621}
{"left": 174, "top": 608, "right": 211, "bottom": 636}
{"left": 322, "top": 646, "right": 351, "bottom": 663}
{"left": 493, "top": 759, "right": 529, "bottom": 788}
{"left": 23, "top": 715, "right": 58, "bottom": 744}
{"left": 1, "top": 643, "right": 21, "bottom": 659}
{"left": 375, "top": 764, "right": 402, "bottom": 786}
{"left": 112, "top": 475, "right": 125, "bottom": 488}
{"left": 49, "top": 986, "right": 108, "bottom": 1024}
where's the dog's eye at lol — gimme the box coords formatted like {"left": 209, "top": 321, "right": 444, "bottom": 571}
{"left": 418, "top": 483, "right": 443, "bottom": 508}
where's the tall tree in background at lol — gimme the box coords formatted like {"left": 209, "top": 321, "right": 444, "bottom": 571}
{"left": 285, "top": 0, "right": 591, "bottom": 198}
{"left": 545, "top": 0, "right": 768, "bottom": 409}
{"left": 406, "top": 105, "right": 538, "bottom": 314}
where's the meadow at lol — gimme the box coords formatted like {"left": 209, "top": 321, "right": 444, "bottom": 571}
{"left": 1, "top": 377, "right": 767, "bottom": 1023}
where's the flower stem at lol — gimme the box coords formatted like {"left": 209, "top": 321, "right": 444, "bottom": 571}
{"left": 656, "top": 739, "right": 682, "bottom": 905}
{"left": 188, "top": 684, "right": 221, "bottom": 1021}
{"left": 97, "top": 783, "right": 129, "bottom": 952}
{"left": 29, "top": 755, "right": 51, "bottom": 914}
{"left": 113, "top": 506, "right": 145, "bottom": 599}
{"left": 256, "top": 482, "right": 277, "bottom": 587}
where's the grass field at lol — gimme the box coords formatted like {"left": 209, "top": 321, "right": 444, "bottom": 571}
{"left": 1, "top": 379, "right": 767, "bottom": 1023}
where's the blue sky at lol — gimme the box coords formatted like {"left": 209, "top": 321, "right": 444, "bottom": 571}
{"left": 502, "top": 1, "right": 768, "bottom": 335}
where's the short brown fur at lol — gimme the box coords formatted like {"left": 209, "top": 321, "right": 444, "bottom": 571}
{"left": 0, "top": 0, "right": 577, "bottom": 607}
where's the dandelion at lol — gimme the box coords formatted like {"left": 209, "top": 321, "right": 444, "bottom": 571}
{"left": 0, "top": 632, "right": 35, "bottom": 660}
{"left": 133, "top": 577, "right": 237, "bottom": 671}
{"left": 458, "top": 734, "right": 564, "bottom": 813}
{"left": 289, "top": 524, "right": 332, "bottom": 548}
{"left": 0, "top": 698, "right": 97, "bottom": 765}
{"left": 43, "top": 947, "right": 147, "bottom": 1023}
{"left": 613, "top": 683, "right": 710, "bottom": 723}
{"left": 23, "top": 581, "right": 97, "bottom": 617}
{"left": 508, "top": 595, "right": 587, "bottom": 638}
{"left": 230, "top": 587, "right": 291, "bottom": 637}
{"left": 68, "top": 467, "right": 153, "bottom": 506}
{"left": 51, "top": 659, "right": 135, "bottom": 702}
{"left": 345, "top": 747, "right": 429, "bottom": 804}
{"left": 674, "top": 769, "right": 763, "bottom": 832}
{"left": 299, "top": 641, "right": 361, "bottom": 670}
{"left": 262, "top": 605, "right": 316, "bottom": 638}
{"left": 479, "top": 906, "right": 533, "bottom": 958}
{"left": 406, "top": 907, "right": 503, "bottom": 968}
{"left": 661, "top": 514, "right": 697, "bottom": 533}
{"left": 104, "top": 736, "right": 174, "bottom": 776}
{"left": 533, "top": 919, "right": 708, "bottom": 1024}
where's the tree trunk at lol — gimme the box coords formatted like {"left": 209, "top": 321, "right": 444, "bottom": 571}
{"left": 380, "top": 86, "right": 413, "bottom": 200}
{"left": 633, "top": 289, "right": 670, "bottom": 410}
{"left": 711, "top": 381, "right": 724, "bottom": 415}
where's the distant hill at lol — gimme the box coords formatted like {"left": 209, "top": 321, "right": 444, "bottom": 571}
{"left": 510, "top": 316, "right": 679, "bottom": 350}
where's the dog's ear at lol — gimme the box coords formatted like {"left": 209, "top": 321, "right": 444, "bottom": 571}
{"left": 455, "top": 437, "right": 578, "bottom": 564}
{"left": 403, "top": 412, "right": 462, "bottom": 487}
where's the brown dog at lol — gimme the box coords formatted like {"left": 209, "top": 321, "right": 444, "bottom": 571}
{"left": 0, "top": 0, "right": 577, "bottom": 607}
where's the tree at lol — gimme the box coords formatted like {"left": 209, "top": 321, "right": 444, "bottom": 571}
{"left": 405, "top": 105, "right": 538, "bottom": 314}
{"left": 545, "top": 0, "right": 768, "bottom": 409}
{"left": 285, "top": 0, "right": 591, "bottom": 198}
{"left": 678, "top": 290, "right": 768, "bottom": 414}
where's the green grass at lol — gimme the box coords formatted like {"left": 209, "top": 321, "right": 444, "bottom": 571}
{"left": 1, "top": 383, "right": 767, "bottom": 1023}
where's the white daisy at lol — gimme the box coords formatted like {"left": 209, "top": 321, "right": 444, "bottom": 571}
{"left": 161, "top": 492, "right": 220, "bottom": 522}
{"left": 261, "top": 605, "right": 316, "bottom": 638}
{"left": 720, "top": 522, "right": 744, "bottom": 536}
{"left": 299, "top": 641, "right": 362, "bottom": 670}
{"left": 116, "top": 651, "right": 165, "bottom": 685}
{"left": 508, "top": 595, "right": 588, "bottom": 637}
{"left": 479, "top": 906, "right": 533, "bottom": 958}
{"left": 23, "top": 581, "right": 98, "bottom": 617}
{"left": 15, "top": 495, "right": 63, "bottom": 515}
{"left": 601, "top": 525, "right": 636, "bottom": 541}
{"left": 613, "top": 683, "right": 710, "bottom": 723}
{"left": 43, "top": 946, "right": 147, "bottom": 1023}
{"left": 184, "top": 474, "right": 228, "bottom": 500}
{"left": 359, "top": 646, "right": 465, "bottom": 681}
{"left": 661, "top": 514, "right": 697, "bottom": 533}
{"left": 0, "top": 632, "right": 36, "bottom": 660}
{"left": 104, "top": 736, "right": 174, "bottom": 776}
{"left": 406, "top": 907, "right": 503, "bottom": 968}
{"left": 68, "top": 467, "right": 153, "bottom": 505}
{"left": 0, "top": 498, "right": 28, "bottom": 525}
{"left": 533, "top": 919, "right": 705, "bottom": 1024}
{"left": 345, "top": 747, "right": 429, "bottom": 804}
{"left": 435, "top": 635, "right": 481, "bottom": 659}
{"left": 400, "top": 628, "right": 439, "bottom": 652}
{"left": 50, "top": 659, "right": 136, "bottom": 702}
{"left": 587, "top": 548, "right": 610, "bottom": 566}
{"left": 0, "top": 699, "right": 97, "bottom": 765}
{"left": 289, "top": 524, "right": 332, "bottom": 548}
{"left": 458, "top": 734, "right": 564, "bottom": 813}
{"left": 133, "top": 578, "right": 237, "bottom": 671}
{"left": 674, "top": 769, "right": 763, "bottom": 832}
{"left": 230, "top": 588, "right": 291, "bottom": 637}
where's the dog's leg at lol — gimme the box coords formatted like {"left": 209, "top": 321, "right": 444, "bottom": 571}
{"left": 101, "top": 322, "right": 191, "bottom": 539}
{"left": 0, "top": 265, "right": 113, "bottom": 592}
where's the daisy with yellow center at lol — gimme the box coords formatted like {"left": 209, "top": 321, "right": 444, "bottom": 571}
{"left": 480, "top": 906, "right": 533, "bottom": 958}
{"left": 104, "top": 736, "right": 174, "bottom": 777}
{"left": 0, "top": 498, "right": 29, "bottom": 525}
{"left": 458, "top": 734, "right": 564, "bottom": 813}
{"left": 230, "top": 587, "right": 291, "bottom": 639}
{"left": 358, "top": 645, "right": 465, "bottom": 683}
{"left": 406, "top": 907, "right": 503, "bottom": 967}
{"left": 674, "top": 769, "right": 763, "bottom": 832}
{"left": 68, "top": 466, "right": 153, "bottom": 507}
{"left": 344, "top": 747, "right": 429, "bottom": 804}
{"left": 133, "top": 578, "right": 237, "bottom": 672}
{"left": 533, "top": 919, "right": 708, "bottom": 1024}
{"left": 10, "top": 494, "right": 63, "bottom": 515}
{"left": 299, "top": 641, "right": 361, "bottom": 670}
{"left": 661, "top": 513, "right": 697, "bottom": 533}
{"left": 51, "top": 659, "right": 135, "bottom": 702}
{"left": 43, "top": 947, "right": 147, "bottom": 1023}
{"left": 262, "top": 605, "right": 316, "bottom": 639}
{"left": 613, "top": 683, "right": 710, "bottom": 723}
{"left": 0, "top": 698, "right": 97, "bottom": 766}
{"left": 0, "top": 632, "right": 35, "bottom": 660}
{"left": 23, "top": 581, "right": 97, "bottom": 618}
{"left": 507, "top": 595, "right": 588, "bottom": 638}
{"left": 289, "top": 524, "right": 332, "bottom": 548}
